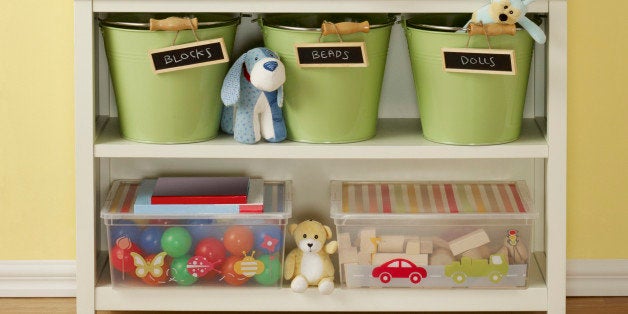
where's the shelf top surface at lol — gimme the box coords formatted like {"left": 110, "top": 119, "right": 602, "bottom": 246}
{"left": 90, "top": 0, "right": 549, "bottom": 13}
{"left": 94, "top": 118, "right": 548, "bottom": 159}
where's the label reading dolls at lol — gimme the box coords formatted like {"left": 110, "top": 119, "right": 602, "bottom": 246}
{"left": 441, "top": 48, "right": 516, "bottom": 75}
{"left": 149, "top": 38, "right": 229, "bottom": 74}
{"left": 294, "top": 42, "right": 368, "bottom": 67}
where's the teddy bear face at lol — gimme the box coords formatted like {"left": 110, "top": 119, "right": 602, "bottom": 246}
{"left": 490, "top": 0, "right": 523, "bottom": 24}
{"left": 290, "top": 220, "right": 330, "bottom": 254}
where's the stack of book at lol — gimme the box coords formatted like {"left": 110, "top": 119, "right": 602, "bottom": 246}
{"left": 133, "top": 177, "right": 264, "bottom": 214}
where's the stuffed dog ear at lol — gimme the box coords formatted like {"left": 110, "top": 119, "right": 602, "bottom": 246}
{"left": 518, "top": 15, "right": 546, "bottom": 44}
{"left": 221, "top": 52, "right": 247, "bottom": 106}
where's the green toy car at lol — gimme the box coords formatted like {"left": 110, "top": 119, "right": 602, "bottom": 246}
{"left": 444, "top": 254, "right": 509, "bottom": 284}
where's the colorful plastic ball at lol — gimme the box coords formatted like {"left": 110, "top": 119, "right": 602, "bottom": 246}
{"left": 223, "top": 226, "right": 254, "bottom": 255}
{"left": 109, "top": 237, "right": 143, "bottom": 274}
{"left": 109, "top": 219, "right": 142, "bottom": 245}
{"left": 186, "top": 219, "right": 221, "bottom": 245}
{"left": 139, "top": 226, "right": 164, "bottom": 255}
{"left": 140, "top": 253, "right": 171, "bottom": 286}
{"left": 254, "top": 254, "right": 282, "bottom": 286}
{"left": 161, "top": 227, "right": 192, "bottom": 258}
{"left": 194, "top": 238, "right": 227, "bottom": 264}
{"left": 170, "top": 255, "right": 198, "bottom": 286}
{"left": 253, "top": 225, "right": 283, "bottom": 254}
{"left": 221, "top": 255, "right": 249, "bottom": 286}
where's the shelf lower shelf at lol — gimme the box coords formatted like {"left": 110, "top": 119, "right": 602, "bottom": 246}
{"left": 95, "top": 252, "right": 547, "bottom": 312}
{"left": 94, "top": 117, "right": 548, "bottom": 159}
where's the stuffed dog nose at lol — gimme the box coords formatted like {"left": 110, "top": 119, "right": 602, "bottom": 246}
{"left": 263, "top": 61, "right": 278, "bottom": 71}
{"left": 499, "top": 14, "right": 508, "bottom": 22}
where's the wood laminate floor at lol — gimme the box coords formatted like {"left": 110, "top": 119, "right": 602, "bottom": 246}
{"left": 0, "top": 297, "right": 627, "bottom": 313}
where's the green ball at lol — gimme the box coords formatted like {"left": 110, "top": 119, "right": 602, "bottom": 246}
{"left": 254, "top": 254, "right": 281, "bottom": 286}
{"left": 170, "top": 255, "right": 198, "bottom": 286}
{"left": 161, "top": 227, "right": 192, "bottom": 258}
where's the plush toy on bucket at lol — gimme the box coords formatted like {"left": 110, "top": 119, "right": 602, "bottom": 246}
{"left": 464, "top": 0, "right": 546, "bottom": 44}
{"left": 220, "top": 47, "right": 287, "bottom": 144}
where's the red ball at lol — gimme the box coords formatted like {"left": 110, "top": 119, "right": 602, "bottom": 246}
{"left": 223, "top": 226, "right": 254, "bottom": 256}
{"left": 195, "top": 238, "right": 227, "bottom": 263}
{"left": 140, "top": 254, "right": 172, "bottom": 286}
{"left": 194, "top": 237, "right": 227, "bottom": 280}
{"left": 221, "top": 255, "right": 249, "bottom": 286}
{"left": 110, "top": 238, "right": 143, "bottom": 274}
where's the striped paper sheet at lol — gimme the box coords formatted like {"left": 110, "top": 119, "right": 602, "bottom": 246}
{"left": 338, "top": 182, "right": 530, "bottom": 214}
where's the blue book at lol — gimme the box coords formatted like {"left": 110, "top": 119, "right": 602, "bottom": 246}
{"left": 133, "top": 179, "right": 264, "bottom": 214}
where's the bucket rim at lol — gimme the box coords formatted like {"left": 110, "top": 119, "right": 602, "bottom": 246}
{"left": 261, "top": 14, "right": 396, "bottom": 31}
{"left": 405, "top": 14, "right": 542, "bottom": 32}
{"left": 100, "top": 14, "right": 240, "bottom": 30}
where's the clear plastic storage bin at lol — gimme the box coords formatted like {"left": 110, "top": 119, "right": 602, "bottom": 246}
{"left": 330, "top": 180, "right": 537, "bottom": 289}
{"left": 101, "top": 180, "right": 291, "bottom": 288}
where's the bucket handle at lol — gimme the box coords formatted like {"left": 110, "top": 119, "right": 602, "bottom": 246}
{"left": 150, "top": 17, "right": 200, "bottom": 45}
{"left": 150, "top": 17, "right": 199, "bottom": 31}
{"left": 465, "top": 23, "right": 517, "bottom": 49}
{"left": 319, "top": 21, "right": 369, "bottom": 42}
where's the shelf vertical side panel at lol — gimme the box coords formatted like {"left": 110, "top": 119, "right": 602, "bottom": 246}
{"left": 74, "top": 0, "right": 97, "bottom": 313}
{"left": 546, "top": 0, "right": 568, "bottom": 313}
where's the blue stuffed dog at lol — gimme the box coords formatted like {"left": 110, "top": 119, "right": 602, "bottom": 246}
{"left": 220, "top": 47, "right": 287, "bottom": 144}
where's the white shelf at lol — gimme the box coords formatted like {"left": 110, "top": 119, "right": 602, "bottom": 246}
{"left": 95, "top": 253, "right": 547, "bottom": 312}
{"left": 95, "top": 117, "right": 548, "bottom": 159}
{"left": 93, "top": 0, "right": 549, "bottom": 13}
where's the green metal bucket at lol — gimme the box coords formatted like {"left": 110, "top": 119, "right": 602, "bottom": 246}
{"left": 404, "top": 14, "right": 535, "bottom": 145}
{"left": 101, "top": 13, "right": 239, "bottom": 144}
{"left": 261, "top": 14, "right": 395, "bottom": 143}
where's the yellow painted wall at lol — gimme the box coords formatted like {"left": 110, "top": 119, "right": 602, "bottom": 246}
{"left": 0, "top": 1, "right": 626, "bottom": 260}
{"left": 0, "top": 1, "right": 75, "bottom": 259}
{"left": 567, "top": 0, "right": 628, "bottom": 258}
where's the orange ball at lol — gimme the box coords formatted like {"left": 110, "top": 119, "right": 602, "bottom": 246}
{"left": 221, "top": 255, "right": 249, "bottom": 286}
{"left": 223, "top": 226, "right": 254, "bottom": 255}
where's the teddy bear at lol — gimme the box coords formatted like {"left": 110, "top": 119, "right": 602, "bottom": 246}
{"left": 283, "top": 220, "right": 338, "bottom": 294}
{"left": 465, "top": 0, "right": 546, "bottom": 44}
{"left": 220, "top": 47, "right": 287, "bottom": 144}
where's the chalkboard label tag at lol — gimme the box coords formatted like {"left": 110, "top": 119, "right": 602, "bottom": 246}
{"left": 294, "top": 42, "right": 368, "bottom": 68}
{"left": 149, "top": 38, "right": 229, "bottom": 74}
{"left": 441, "top": 48, "right": 516, "bottom": 75}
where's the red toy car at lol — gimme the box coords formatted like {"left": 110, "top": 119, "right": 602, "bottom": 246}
{"left": 371, "top": 258, "right": 427, "bottom": 284}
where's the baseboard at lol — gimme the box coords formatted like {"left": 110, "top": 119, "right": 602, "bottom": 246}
{"left": 567, "top": 259, "right": 628, "bottom": 296}
{"left": 0, "top": 260, "right": 76, "bottom": 297}
{"left": 0, "top": 259, "right": 626, "bottom": 297}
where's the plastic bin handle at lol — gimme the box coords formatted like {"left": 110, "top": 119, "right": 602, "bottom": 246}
{"left": 150, "top": 17, "right": 199, "bottom": 31}
{"left": 321, "top": 21, "right": 370, "bottom": 36}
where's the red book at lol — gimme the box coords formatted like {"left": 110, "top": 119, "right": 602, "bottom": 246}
{"left": 151, "top": 177, "right": 249, "bottom": 205}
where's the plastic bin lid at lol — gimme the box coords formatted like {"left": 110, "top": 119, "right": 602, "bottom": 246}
{"left": 101, "top": 180, "right": 291, "bottom": 220}
{"left": 330, "top": 181, "right": 538, "bottom": 221}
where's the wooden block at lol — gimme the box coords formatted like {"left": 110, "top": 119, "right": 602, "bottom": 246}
{"left": 429, "top": 247, "right": 455, "bottom": 265}
{"left": 371, "top": 253, "right": 428, "bottom": 266}
{"left": 405, "top": 239, "right": 421, "bottom": 254}
{"left": 448, "top": 229, "right": 490, "bottom": 256}
{"left": 359, "top": 229, "right": 377, "bottom": 253}
{"left": 337, "top": 232, "right": 352, "bottom": 248}
{"left": 378, "top": 235, "right": 405, "bottom": 253}
{"left": 358, "top": 251, "right": 372, "bottom": 265}
{"left": 420, "top": 237, "right": 434, "bottom": 254}
{"left": 339, "top": 246, "right": 359, "bottom": 264}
